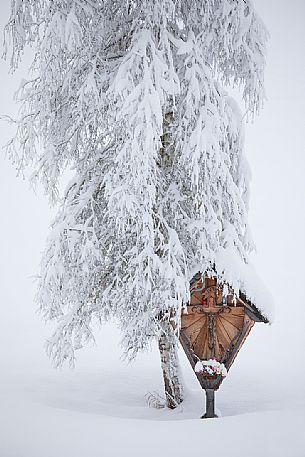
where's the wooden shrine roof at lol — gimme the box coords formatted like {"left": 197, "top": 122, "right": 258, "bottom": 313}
{"left": 190, "top": 272, "right": 269, "bottom": 324}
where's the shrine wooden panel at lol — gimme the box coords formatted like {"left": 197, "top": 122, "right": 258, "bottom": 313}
{"left": 180, "top": 274, "right": 255, "bottom": 390}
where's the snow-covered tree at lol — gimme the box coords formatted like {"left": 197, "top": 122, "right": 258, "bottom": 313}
{"left": 4, "top": 0, "right": 267, "bottom": 408}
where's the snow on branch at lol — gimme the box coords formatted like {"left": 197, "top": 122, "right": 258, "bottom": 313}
{"left": 4, "top": 0, "right": 271, "bottom": 365}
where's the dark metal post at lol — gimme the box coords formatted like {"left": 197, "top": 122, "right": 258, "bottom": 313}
{"left": 202, "top": 389, "right": 217, "bottom": 419}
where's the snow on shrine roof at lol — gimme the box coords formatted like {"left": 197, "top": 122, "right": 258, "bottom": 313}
{"left": 213, "top": 246, "right": 275, "bottom": 323}
{"left": 190, "top": 246, "right": 274, "bottom": 324}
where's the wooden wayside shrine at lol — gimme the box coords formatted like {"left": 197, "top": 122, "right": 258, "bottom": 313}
{"left": 180, "top": 272, "right": 269, "bottom": 419}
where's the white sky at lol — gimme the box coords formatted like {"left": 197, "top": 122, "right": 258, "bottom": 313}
{"left": 246, "top": 0, "right": 305, "bottom": 362}
{"left": 0, "top": 0, "right": 304, "bottom": 377}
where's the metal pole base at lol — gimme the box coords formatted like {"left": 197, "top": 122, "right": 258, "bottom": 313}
{"left": 201, "top": 413, "right": 218, "bottom": 419}
{"left": 201, "top": 388, "right": 218, "bottom": 419}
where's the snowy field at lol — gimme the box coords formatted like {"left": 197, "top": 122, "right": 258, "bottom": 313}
{"left": 1, "top": 318, "right": 305, "bottom": 457}
{"left": 1, "top": 1, "right": 305, "bottom": 456}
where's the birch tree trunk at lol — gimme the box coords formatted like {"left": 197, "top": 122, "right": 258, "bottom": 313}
{"left": 158, "top": 321, "right": 184, "bottom": 409}
{"left": 157, "top": 109, "right": 184, "bottom": 409}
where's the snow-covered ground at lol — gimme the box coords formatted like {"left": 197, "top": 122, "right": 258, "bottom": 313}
{"left": 1, "top": 1, "right": 305, "bottom": 456}
{"left": 1, "top": 318, "right": 305, "bottom": 457}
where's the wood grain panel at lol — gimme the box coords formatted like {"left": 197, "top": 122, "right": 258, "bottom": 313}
{"left": 181, "top": 277, "right": 249, "bottom": 362}
{"left": 181, "top": 313, "right": 204, "bottom": 329}
{"left": 181, "top": 309, "right": 245, "bottom": 361}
